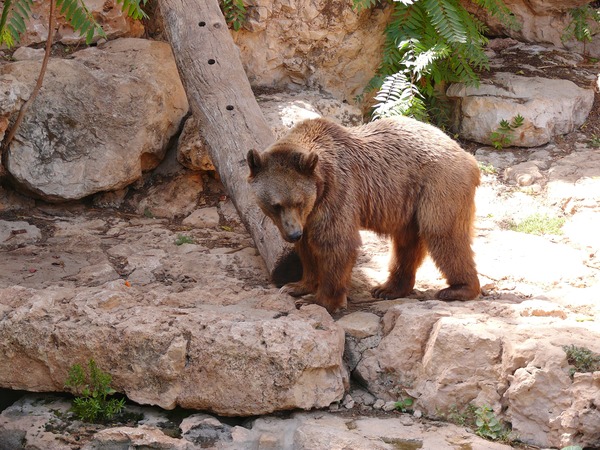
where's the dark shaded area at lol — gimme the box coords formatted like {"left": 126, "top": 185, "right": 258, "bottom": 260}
{"left": 0, "top": 389, "right": 26, "bottom": 413}
{"left": 271, "top": 250, "right": 303, "bottom": 287}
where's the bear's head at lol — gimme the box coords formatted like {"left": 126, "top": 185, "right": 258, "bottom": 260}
{"left": 247, "top": 146, "right": 319, "bottom": 243}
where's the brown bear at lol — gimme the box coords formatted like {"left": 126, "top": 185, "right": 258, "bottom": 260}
{"left": 247, "top": 116, "right": 480, "bottom": 313}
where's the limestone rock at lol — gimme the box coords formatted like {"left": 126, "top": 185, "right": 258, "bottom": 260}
{"left": 13, "top": 0, "right": 144, "bottom": 48}
{"left": 134, "top": 173, "right": 203, "bottom": 219}
{"left": 336, "top": 311, "right": 381, "bottom": 339}
{"left": 355, "top": 299, "right": 600, "bottom": 448}
{"left": 83, "top": 426, "right": 195, "bottom": 450}
{"left": 460, "top": 0, "right": 600, "bottom": 57}
{"left": 11, "top": 47, "right": 44, "bottom": 61}
{"left": 0, "top": 76, "right": 30, "bottom": 143}
{"left": 504, "top": 161, "right": 546, "bottom": 187}
{"left": 235, "top": 1, "right": 390, "bottom": 102}
{"left": 0, "top": 280, "right": 346, "bottom": 415}
{"left": 0, "top": 220, "right": 41, "bottom": 248}
{"left": 547, "top": 149, "right": 600, "bottom": 212}
{"left": 257, "top": 90, "right": 363, "bottom": 139}
{"left": 182, "top": 207, "right": 221, "bottom": 229}
{"left": 176, "top": 117, "right": 215, "bottom": 172}
{"left": 447, "top": 72, "right": 594, "bottom": 147}
{"left": 0, "top": 396, "right": 516, "bottom": 450}
{"left": 2, "top": 38, "right": 189, "bottom": 201}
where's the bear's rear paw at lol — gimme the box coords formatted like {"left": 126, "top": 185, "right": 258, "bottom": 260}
{"left": 294, "top": 296, "right": 346, "bottom": 314}
{"left": 280, "top": 281, "right": 315, "bottom": 297}
{"left": 371, "top": 282, "right": 413, "bottom": 300}
{"left": 294, "top": 297, "right": 317, "bottom": 309}
{"left": 436, "top": 284, "right": 480, "bottom": 301}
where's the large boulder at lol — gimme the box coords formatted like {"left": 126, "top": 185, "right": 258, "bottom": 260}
{"left": 234, "top": 0, "right": 390, "bottom": 102}
{"left": 447, "top": 72, "right": 594, "bottom": 147}
{"left": 2, "top": 38, "right": 189, "bottom": 202}
{"left": 0, "top": 284, "right": 346, "bottom": 415}
{"left": 0, "top": 207, "right": 347, "bottom": 415}
{"left": 353, "top": 289, "right": 600, "bottom": 449}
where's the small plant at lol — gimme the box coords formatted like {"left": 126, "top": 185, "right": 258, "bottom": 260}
{"left": 490, "top": 114, "right": 524, "bottom": 149}
{"left": 474, "top": 405, "right": 509, "bottom": 441}
{"left": 175, "top": 234, "right": 195, "bottom": 245}
{"left": 563, "top": 5, "right": 600, "bottom": 54}
{"left": 220, "top": 0, "right": 246, "bottom": 31}
{"left": 509, "top": 213, "right": 565, "bottom": 236}
{"left": 564, "top": 345, "right": 600, "bottom": 377}
{"left": 588, "top": 134, "right": 600, "bottom": 148}
{"left": 65, "top": 359, "right": 125, "bottom": 423}
{"left": 478, "top": 162, "right": 497, "bottom": 175}
{"left": 446, "top": 403, "right": 478, "bottom": 426}
{"left": 394, "top": 396, "right": 414, "bottom": 413}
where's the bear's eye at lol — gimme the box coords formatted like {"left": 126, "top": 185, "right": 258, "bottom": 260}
{"left": 270, "top": 203, "right": 282, "bottom": 214}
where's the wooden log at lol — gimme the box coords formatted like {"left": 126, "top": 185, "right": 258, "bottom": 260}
{"left": 158, "top": 0, "right": 301, "bottom": 285}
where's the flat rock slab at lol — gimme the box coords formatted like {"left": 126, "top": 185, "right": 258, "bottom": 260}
{"left": 0, "top": 394, "right": 514, "bottom": 450}
{"left": 0, "top": 210, "right": 346, "bottom": 416}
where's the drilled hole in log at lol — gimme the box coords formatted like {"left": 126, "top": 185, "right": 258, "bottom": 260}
{"left": 199, "top": 21, "right": 206, "bottom": 26}
{"left": 214, "top": 23, "right": 221, "bottom": 28}
{"left": 226, "top": 105, "right": 234, "bottom": 111}
{"left": 208, "top": 59, "right": 216, "bottom": 65}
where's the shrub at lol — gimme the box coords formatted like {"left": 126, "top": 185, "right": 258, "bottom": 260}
{"left": 65, "top": 359, "right": 125, "bottom": 423}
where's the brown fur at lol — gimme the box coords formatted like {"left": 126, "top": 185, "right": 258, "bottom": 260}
{"left": 247, "top": 117, "right": 481, "bottom": 313}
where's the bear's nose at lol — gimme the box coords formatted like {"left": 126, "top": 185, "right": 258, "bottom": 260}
{"left": 287, "top": 231, "right": 303, "bottom": 242}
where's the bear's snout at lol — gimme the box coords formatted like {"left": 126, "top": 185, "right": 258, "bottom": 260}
{"left": 285, "top": 230, "right": 303, "bottom": 243}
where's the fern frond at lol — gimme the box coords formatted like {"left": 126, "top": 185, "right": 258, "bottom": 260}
{"left": 116, "top": 0, "right": 148, "bottom": 21}
{"left": 372, "top": 72, "right": 428, "bottom": 121}
{"left": 471, "top": 0, "right": 520, "bottom": 31}
{"left": 0, "top": 0, "right": 33, "bottom": 48}
{"left": 56, "top": 0, "right": 106, "bottom": 44}
{"left": 423, "top": 0, "right": 467, "bottom": 44}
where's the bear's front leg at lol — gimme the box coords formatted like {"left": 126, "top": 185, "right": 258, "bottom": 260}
{"left": 280, "top": 238, "right": 319, "bottom": 297}
{"left": 311, "top": 234, "right": 359, "bottom": 314}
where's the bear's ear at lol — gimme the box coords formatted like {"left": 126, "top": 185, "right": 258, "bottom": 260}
{"left": 298, "top": 152, "right": 318, "bottom": 175}
{"left": 247, "top": 149, "right": 263, "bottom": 178}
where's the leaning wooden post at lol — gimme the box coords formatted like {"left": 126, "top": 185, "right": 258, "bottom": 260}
{"left": 158, "top": 0, "right": 301, "bottom": 285}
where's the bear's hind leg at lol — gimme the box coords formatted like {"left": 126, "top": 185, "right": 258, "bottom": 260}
{"left": 426, "top": 234, "right": 480, "bottom": 301}
{"left": 372, "top": 222, "right": 427, "bottom": 299}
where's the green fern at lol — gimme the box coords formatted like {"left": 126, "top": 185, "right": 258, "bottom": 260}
{"left": 0, "top": 0, "right": 34, "bottom": 47}
{"left": 355, "top": 0, "right": 519, "bottom": 123}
